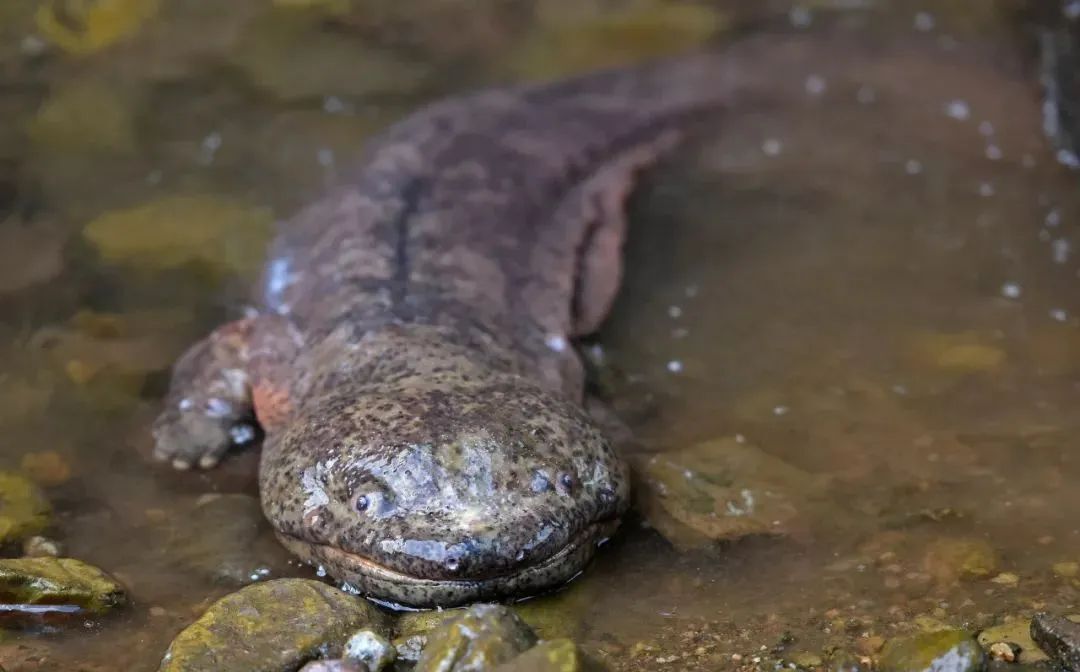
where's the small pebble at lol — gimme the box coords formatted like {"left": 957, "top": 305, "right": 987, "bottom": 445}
{"left": 988, "top": 642, "right": 1017, "bottom": 662}
{"left": 22, "top": 535, "right": 62, "bottom": 558}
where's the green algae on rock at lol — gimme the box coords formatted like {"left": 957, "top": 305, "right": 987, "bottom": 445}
{"left": 510, "top": 586, "right": 593, "bottom": 641}
{"left": 414, "top": 604, "right": 538, "bottom": 672}
{"left": 492, "top": 639, "right": 583, "bottom": 672}
{"left": 978, "top": 618, "right": 1048, "bottom": 663}
{"left": 83, "top": 195, "right": 273, "bottom": 275}
{"left": 0, "top": 557, "right": 126, "bottom": 614}
{"left": 158, "top": 579, "right": 389, "bottom": 672}
{"left": 0, "top": 472, "right": 51, "bottom": 547}
{"left": 878, "top": 630, "right": 986, "bottom": 672}
{"left": 634, "top": 437, "right": 826, "bottom": 550}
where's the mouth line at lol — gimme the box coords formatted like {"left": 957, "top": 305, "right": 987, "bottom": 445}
{"left": 281, "top": 519, "right": 614, "bottom": 586}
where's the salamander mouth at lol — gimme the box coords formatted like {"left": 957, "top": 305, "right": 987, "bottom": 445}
{"left": 275, "top": 518, "right": 619, "bottom": 608}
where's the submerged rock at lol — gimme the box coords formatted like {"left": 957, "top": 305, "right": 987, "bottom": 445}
{"left": 922, "top": 538, "right": 999, "bottom": 583}
{"left": 414, "top": 604, "right": 538, "bottom": 672}
{"left": 82, "top": 195, "right": 273, "bottom": 275}
{"left": 36, "top": 0, "right": 160, "bottom": 55}
{"left": 28, "top": 79, "right": 140, "bottom": 155}
{"left": 231, "top": 7, "right": 428, "bottom": 102}
{"left": 0, "top": 557, "right": 126, "bottom": 625}
{"left": 0, "top": 471, "right": 51, "bottom": 547}
{"left": 170, "top": 494, "right": 273, "bottom": 586}
{"left": 492, "top": 639, "right": 583, "bottom": 672}
{"left": 907, "top": 331, "right": 1006, "bottom": 375}
{"left": 634, "top": 437, "right": 825, "bottom": 550}
{"left": 508, "top": 0, "right": 726, "bottom": 80}
{"left": 0, "top": 217, "right": 67, "bottom": 297}
{"left": 158, "top": 579, "right": 388, "bottom": 672}
{"left": 1030, "top": 613, "right": 1080, "bottom": 671}
{"left": 878, "top": 630, "right": 986, "bottom": 672}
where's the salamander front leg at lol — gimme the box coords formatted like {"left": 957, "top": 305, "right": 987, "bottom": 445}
{"left": 152, "top": 315, "right": 300, "bottom": 470}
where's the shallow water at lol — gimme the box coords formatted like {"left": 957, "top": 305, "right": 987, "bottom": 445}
{"left": 2, "top": 1, "right": 1080, "bottom": 670}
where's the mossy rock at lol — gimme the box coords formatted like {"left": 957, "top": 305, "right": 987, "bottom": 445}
{"left": 879, "top": 630, "right": 986, "bottom": 672}
{"left": 493, "top": 639, "right": 583, "bottom": 672}
{"left": 633, "top": 437, "right": 827, "bottom": 550}
{"left": 922, "top": 538, "right": 999, "bottom": 583}
{"left": 158, "top": 579, "right": 388, "bottom": 672}
{"left": 82, "top": 195, "right": 274, "bottom": 275}
{"left": 0, "top": 557, "right": 126, "bottom": 614}
{"left": 978, "top": 619, "right": 1047, "bottom": 663}
{"left": 0, "top": 471, "right": 51, "bottom": 546}
{"left": 512, "top": 587, "right": 590, "bottom": 640}
{"left": 414, "top": 604, "right": 537, "bottom": 672}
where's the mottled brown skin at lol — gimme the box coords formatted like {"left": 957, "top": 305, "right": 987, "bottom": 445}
{"left": 152, "top": 38, "right": 809, "bottom": 607}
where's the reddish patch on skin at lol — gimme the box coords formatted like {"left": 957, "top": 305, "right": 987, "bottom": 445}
{"left": 253, "top": 382, "right": 293, "bottom": 430}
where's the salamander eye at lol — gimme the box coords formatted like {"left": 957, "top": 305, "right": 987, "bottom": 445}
{"left": 353, "top": 493, "right": 371, "bottom": 513}
{"left": 349, "top": 488, "right": 396, "bottom": 517}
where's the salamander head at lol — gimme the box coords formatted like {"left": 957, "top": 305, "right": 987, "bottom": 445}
{"left": 260, "top": 373, "right": 629, "bottom": 608}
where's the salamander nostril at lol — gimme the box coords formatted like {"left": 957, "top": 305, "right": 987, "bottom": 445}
{"left": 531, "top": 470, "right": 552, "bottom": 493}
{"left": 598, "top": 487, "right": 615, "bottom": 505}
{"left": 557, "top": 472, "right": 576, "bottom": 494}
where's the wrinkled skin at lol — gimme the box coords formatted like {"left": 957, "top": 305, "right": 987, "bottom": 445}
{"left": 151, "top": 37, "right": 818, "bottom": 607}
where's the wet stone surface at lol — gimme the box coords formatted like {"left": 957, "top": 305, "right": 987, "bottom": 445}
{"left": 1030, "top": 613, "right": 1080, "bottom": 672}
{"left": 414, "top": 604, "right": 538, "bottom": 672}
{"left": 158, "top": 579, "right": 389, "bottom": 672}
{"left": 878, "top": 630, "right": 987, "bottom": 672}
{"left": 0, "top": 557, "right": 126, "bottom": 627}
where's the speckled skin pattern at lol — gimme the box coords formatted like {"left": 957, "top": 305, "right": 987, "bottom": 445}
{"left": 152, "top": 38, "right": 804, "bottom": 607}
